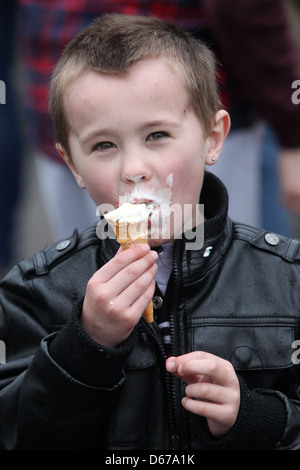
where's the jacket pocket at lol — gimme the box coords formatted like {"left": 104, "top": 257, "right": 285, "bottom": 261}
{"left": 189, "top": 317, "right": 296, "bottom": 370}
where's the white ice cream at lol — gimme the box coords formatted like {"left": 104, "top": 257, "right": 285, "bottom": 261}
{"left": 104, "top": 202, "right": 152, "bottom": 224}
{"left": 104, "top": 202, "right": 152, "bottom": 242}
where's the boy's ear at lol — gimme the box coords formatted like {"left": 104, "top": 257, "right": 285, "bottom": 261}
{"left": 55, "top": 143, "right": 86, "bottom": 189}
{"left": 205, "top": 110, "right": 231, "bottom": 166}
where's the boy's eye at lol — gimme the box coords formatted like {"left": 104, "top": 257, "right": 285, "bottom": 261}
{"left": 93, "top": 141, "right": 116, "bottom": 151}
{"left": 147, "top": 131, "right": 169, "bottom": 141}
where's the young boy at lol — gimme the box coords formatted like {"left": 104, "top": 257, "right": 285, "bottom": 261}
{"left": 0, "top": 13, "right": 300, "bottom": 450}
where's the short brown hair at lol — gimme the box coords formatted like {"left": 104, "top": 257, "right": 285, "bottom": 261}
{"left": 49, "top": 13, "right": 221, "bottom": 155}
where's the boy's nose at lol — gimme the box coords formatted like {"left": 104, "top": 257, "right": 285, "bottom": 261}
{"left": 124, "top": 174, "right": 147, "bottom": 183}
{"left": 121, "top": 156, "right": 152, "bottom": 184}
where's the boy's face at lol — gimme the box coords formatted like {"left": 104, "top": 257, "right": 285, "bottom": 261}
{"left": 59, "top": 58, "right": 227, "bottom": 245}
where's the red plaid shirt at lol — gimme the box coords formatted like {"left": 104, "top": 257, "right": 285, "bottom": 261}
{"left": 18, "top": 0, "right": 300, "bottom": 162}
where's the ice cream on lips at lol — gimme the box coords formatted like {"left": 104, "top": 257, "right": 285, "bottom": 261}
{"left": 104, "top": 202, "right": 153, "bottom": 245}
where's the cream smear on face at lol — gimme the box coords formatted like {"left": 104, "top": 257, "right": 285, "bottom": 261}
{"left": 104, "top": 202, "right": 151, "bottom": 224}
{"left": 120, "top": 173, "right": 173, "bottom": 239}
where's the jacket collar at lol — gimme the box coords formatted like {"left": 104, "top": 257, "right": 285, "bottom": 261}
{"left": 178, "top": 171, "right": 232, "bottom": 286}
{"left": 200, "top": 171, "right": 229, "bottom": 239}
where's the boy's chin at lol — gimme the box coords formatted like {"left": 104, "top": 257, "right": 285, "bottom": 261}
{"left": 148, "top": 229, "right": 176, "bottom": 247}
{"left": 148, "top": 237, "right": 174, "bottom": 248}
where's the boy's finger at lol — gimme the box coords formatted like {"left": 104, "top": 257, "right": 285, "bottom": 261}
{"left": 178, "top": 358, "right": 235, "bottom": 386}
{"left": 108, "top": 251, "right": 158, "bottom": 297}
{"left": 119, "top": 264, "right": 157, "bottom": 306}
{"left": 166, "top": 352, "right": 235, "bottom": 386}
{"left": 126, "top": 276, "right": 156, "bottom": 317}
{"left": 96, "top": 244, "right": 154, "bottom": 282}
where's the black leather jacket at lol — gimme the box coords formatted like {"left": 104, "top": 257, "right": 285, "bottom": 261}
{"left": 1, "top": 173, "right": 300, "bottom": 450}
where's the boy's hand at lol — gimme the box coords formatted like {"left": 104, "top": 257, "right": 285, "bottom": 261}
{"left": 166, "top": 351, "right": 240, "bottom": 438}
{"left": 81, "top": 244, "right": 158, "bottom": 348}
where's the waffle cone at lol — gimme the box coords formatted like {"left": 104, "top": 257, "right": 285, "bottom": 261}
{"left": 119, "top": 238, "right": 148, "bottom": 249}
{"left": 115, "top": 219, "right": 148, "bottom": 244}
{"left": 143, "top": 300, "right": 154, "bottom": 323}
{"left": 104, "top": 205, "right": 153, "bottom": 324}
{"left": 118, "top": 227, "right": 153, "bottom": 323}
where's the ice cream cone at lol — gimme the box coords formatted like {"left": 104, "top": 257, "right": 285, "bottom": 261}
{"left": 143, "top": 300, "right": 154, "bottom": 323}
{"left": 118, "top": 232, "right": 153, "bottom": 323}
{"left": 104, "top": 203, "right": 154, "bottom": 323}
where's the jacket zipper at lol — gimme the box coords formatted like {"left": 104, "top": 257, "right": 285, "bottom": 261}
{"left": 168, "top": 241, "right": 183, "bottom": 449}
{"left": 144, "top": 320, "right": 181, "bottom": 450}
{"left": 143, "top": 241, "right": 184, "bottom": 449}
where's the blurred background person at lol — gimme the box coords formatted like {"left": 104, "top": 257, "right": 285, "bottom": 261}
{"left": 17, "top": 1, "right": 98, "bottom": 242}
{"left": 204, "top": 0, "right": 300, "bottom": 235}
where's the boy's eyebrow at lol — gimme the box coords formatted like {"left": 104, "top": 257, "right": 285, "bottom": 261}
{"left": 80, "top": 120, "right": 182, "bottom": 143}
{"left": 141, "top": 120, "right": 182, "bottom": 130}
{"left": 80, "top": 129, "right": 113, "bottom": 144}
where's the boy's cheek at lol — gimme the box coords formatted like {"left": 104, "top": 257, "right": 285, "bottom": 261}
{"left": 81, "top": 174, "right": 110, "bottom": 201}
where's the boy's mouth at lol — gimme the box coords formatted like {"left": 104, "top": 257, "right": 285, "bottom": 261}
{"left": 131, "top": 198, "right": 154, "bottom": 207}
{"left": 121, "top": 173, "right": 173, "bottom": 210}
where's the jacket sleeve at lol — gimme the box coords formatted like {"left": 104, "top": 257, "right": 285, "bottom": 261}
{"left": 195, "top": 375, "right": 300, "bottom": 450}
{"left": 0, "top": 262, "right": 133, "bottom": 449}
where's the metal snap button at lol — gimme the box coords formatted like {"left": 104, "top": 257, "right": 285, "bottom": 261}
{"left": 56, "top": 240, "right": 71, "bottom": 251}
{"left": 264, "top": 233, "right": 280, "bottom": 246}
{"left": 153, "top": 296, "right": 163, "bottom": 309}
{"left": 203, "top": 246, "right": 213, "bottom": 257}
